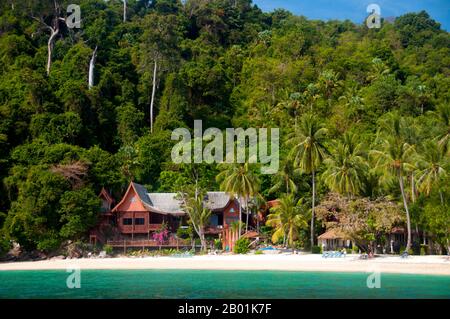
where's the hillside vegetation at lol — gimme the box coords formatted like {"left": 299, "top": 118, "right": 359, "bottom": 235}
{"left": 0, "top": 0, "right": 448, "bottom": 253}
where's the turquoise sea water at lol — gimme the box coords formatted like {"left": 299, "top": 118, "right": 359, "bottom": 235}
{"left": 0, "top": 269, "right": 449, "bottom": 299}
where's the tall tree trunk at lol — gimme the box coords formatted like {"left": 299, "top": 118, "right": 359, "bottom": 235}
{"left": 289, "top": 225, "right": 294, "bottom": 248}
{"left": 245, "top": 197, "right": 249, "bottom": 233}
{"left": 399, "top": 173, "right": 412, "bottom": 251}
{"left": 150, "top": 60, "right": 157, "bottom": 133}
{"left": 88, "top": 46, "right": 98, "bottom": 89}
{"left": 123, "top": 0, "right": 127, "bottom": 22}
{"left": 311, "top": 170, "right": 316, "bottom": 251}
{"left": 238, "top": 196, "right": 242, "bottom": 239}
{"left": 256, "top": 214, "right": 259, "bottom": 233}
{"left": 200, "top": 231, "right": 207, "bottom": 252}
{"left": 46, "top": 26, "right": 59, "bottom": 76}
{"left": 446, "top": 238, "right": 450, "bottom": 257}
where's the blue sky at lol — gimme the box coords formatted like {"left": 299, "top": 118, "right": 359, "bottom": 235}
{"left": 253, "top": 0, "right": 450, "bottom": 31}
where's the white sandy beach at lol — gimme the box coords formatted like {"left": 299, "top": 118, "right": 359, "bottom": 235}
{"left": 1, "top": 254, "right": 449, "bottom": 275}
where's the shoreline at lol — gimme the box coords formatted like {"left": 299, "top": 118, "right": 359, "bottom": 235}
{"left": 1, "top": 254, "right": 449, "bottom": 275}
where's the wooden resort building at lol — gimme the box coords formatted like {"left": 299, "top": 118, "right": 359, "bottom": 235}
{"left": 90, "top": 182, "right": 255, "bottom": 251}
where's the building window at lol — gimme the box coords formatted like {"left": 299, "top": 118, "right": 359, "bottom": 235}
{"left": 135, "top": 218, "right": 145, "bottom": 225}
{"left": 123, "top": 218, "right": 133, "bottom": 225}
{"left": 150, "top": 214, "right": 164, "bottom": 224}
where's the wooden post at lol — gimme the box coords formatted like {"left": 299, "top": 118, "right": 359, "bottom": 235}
{"left": 123, "top": 239, "right": 126, "bottom": 254}
{"left": 132, "top": 212, "right": 135, "bottom": 241}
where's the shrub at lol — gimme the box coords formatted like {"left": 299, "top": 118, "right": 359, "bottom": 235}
{"left": 412, "top": 241, "right": 421, "bottom": 255}
{"left": 311, "top": 245, "right": 322, "bottom": 254}
{"left": 234, "top": 238, "right": 250, "bottom": 254}
{"left": 254, "top": 249, "right": 263, "bottom": 255}
{"left": 214, "top": 239, "right": 222, "bottom": 250}
{"left": 346, "top": 248, "right": 352, "bottom": 254}
{"left": 176, "top": 227, "right": 192, "bottom": 239}
{"left": 0, "top": 231, "right": 10, "bottom": 257}
{"left": 103, "top": 244, "right": 113, "bottom": 255}
{"left": 352, "top": 246, "right": 360, "bottom": 254}
{"left": 420, "top": 244, "right": 428, "bottom": 255}
{"left": 37, "top": 237, "right": 61, "bottom": 252}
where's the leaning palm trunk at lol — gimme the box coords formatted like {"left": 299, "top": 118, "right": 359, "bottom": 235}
{"left": 399, "top": 173, "right": 412, "bottom": 251}
{"left": 289, "top": 225, "right": 294, "bottom": 248}
{"left": 310, "top": 170, "right": 316, "bottom": 250}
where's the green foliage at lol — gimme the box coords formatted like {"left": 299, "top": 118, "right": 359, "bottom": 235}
{"left": 311, "top": 245, "right": 322, "bottom": 254}
{"left": 266, "top": 194, "right": 309, "bottom": 247}
{"left": 176, "top": 226, "right": 193, "bottom": 240}
{"left": 0, "top": 2, "right": 449, "bottom": 255}
{"left": 59, "top": 188, "right": 101, "bottom": 239}
{"left": 103, "top": 244, "right": 113, "bottom": 255}
{"left": 234, "top": 238, "right": 251, "bottom": 254}
{"left": 214, "top": 238, "right": 223, "bottom": 250}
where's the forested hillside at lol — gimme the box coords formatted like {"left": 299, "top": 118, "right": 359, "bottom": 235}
{"left": 0, "top": 0, "right": 448, "bottom": 254}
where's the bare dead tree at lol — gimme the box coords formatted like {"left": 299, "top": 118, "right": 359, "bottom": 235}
{"left": 123, "top": 0, "right": 127, "bottom": 22}
{"left": 51, "top": 161, "right": 89, "bottom": 188}
{"left": 30, "top": 0, "right": 66, "bottom": 76}
{"left": 88, "top": 46, "right": 98, "bottom": 89}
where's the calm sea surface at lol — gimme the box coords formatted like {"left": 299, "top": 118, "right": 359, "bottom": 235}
{"left": 0, "top": 269, "right": 449, "bottom": 299}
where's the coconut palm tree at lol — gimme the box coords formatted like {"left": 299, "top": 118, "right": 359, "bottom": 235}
{"left": 216, "top": 162, "right": 260, "bottom": 237}
{"left": 303, "top": 83, "right": 321, "bottom": 111}
{"left": 370, "top": 113, "right": 416, "bottom": 252}
{"left": 429, "top": 104, "right": 450, "bottom": 152}
{"left": 266, "top": 194, "right": 309, "bottom": 248}
{"left": 317, "top": 70, "right": 342, "bottom": 100}
{"left": 179, "top": 192, "right": 212, "bottom": 252}
{"left": 323, "top": 138, "right": 368, "bottom": 197}
{"left": 338, "top": 86, "right": 365, "bottom": 121}
{"left": 368, "top": 58, "right": 390, "bottom": 82}
{"left": 286, "top": 113, "right": 328, "bottom": 250}
{"left": 416, "top": 140, "right": 448, "bottom": 205}
{"left": 269, "top": 158, "right": 302, "bottom": 195}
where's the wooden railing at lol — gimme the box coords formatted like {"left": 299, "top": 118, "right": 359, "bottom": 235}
{"left": 107, "top": 238, "right": 191, "bottom": 248}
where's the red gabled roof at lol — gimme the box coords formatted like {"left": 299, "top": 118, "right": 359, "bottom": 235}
{"left": 111, "top": 182, "right": 152, "bottom": 213}
{"left": 99, "top": 187, "right": 114, "bottom": 204}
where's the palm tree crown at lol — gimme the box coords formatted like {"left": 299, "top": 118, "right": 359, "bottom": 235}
{"left": 323, "top": 138, "right": 368, "bottom": 197}
{"left": 286, "top": 113, "right": 328, "bottom": 250}
{"left": 370, "top": 113, "right": 416, "bottom": 251}
{"left": 266, "top": 194, "right": 309, "bottom": 248}
{"left": 216, "top": 162, "right": 260, "bottom": 236}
